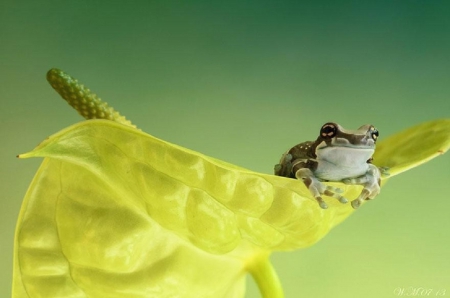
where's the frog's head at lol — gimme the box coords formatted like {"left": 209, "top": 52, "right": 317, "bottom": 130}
{"left": 314, "top": 122, "right": 378, "bottom": 165}
{"left": 316, "top": 122, "right": 378, "bottom": 149}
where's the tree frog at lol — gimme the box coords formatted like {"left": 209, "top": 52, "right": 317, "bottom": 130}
{"left": 274, "top": 122, "right": 386, "bottom": 209}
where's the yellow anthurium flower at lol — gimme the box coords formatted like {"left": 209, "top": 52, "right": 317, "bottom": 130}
{"left": 13, "top": 69, "right": 450, "bottom": 298}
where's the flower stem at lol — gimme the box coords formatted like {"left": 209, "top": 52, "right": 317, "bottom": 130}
{"left": 247, "top": 254, "right": 284, "bottom": 298}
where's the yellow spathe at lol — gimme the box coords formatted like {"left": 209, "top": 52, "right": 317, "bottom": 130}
{"left": 13, "top": 117, "right": 450, "bottom": 297}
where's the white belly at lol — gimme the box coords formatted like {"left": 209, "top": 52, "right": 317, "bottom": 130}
{"left": 314, "top": 147, "right": 374, "bottom": 181}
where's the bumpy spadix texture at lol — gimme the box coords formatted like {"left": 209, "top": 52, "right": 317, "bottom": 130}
{"left": 14, "top": 118, "right": 450, "bottom": 298}
{"left": 47, "top": 68, "right": 136, "bottom": 128}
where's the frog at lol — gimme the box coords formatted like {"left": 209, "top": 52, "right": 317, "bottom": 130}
{"left": 274, "top": 122, "right": 388, "bottom": 209}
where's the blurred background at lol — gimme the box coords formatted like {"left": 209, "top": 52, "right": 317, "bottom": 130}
{"left": 1, "top": 1, "right": 449, "bottom": 297}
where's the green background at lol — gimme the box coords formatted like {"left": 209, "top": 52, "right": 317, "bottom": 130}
{"left": 1, "top": 1, "right": 449, "bottom": 297}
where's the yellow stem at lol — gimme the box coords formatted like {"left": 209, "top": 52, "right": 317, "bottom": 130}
{"left": 247, "top": 254, "right": 284, "bottom": 298}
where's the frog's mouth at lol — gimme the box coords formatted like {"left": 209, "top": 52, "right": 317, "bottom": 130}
{"left": 316, "top": 141, "right": 375, "bottom": 151}
{"left": 334, "top": 136, "right": 376, "bottom": 147}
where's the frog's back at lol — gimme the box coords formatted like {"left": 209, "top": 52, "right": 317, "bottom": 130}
{"left": 287, "top": 141, "right": 315, "bottom": 160}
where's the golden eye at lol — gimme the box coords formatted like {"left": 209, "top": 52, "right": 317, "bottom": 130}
{"left": 320, "top": 123, "right": 337, "bottom": 138}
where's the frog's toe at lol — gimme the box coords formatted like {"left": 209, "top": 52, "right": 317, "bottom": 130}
{"left": 316, "top": 197, "right": 328, "bottom": 209}
{"left": 358, "top": 188, "right": 371, "bottom": 200}
{"left": 351, "top": 199, "right": 362, "bottom": 209}
{"left": 351, "top": 189, "right": 372, "bottom": 209}
{"left": 274, "top": 164, "right": 282, "bottom": 172}
{"left": 343, "top": 176, "right": 368, "bottom": 184}
{"left": 323, "top": 189, "right": 348, "bottom": 204}
{"left": 379, "top": 166, "right": 390, "bottom": 177}
{"left": 284, "top": 153, "right": 293, "bottom": 162}
{"left": 342, "top": 178, "right": 350, "bottom": 184}
{"left": 323, "top": 185, "right": 344, "bottom": 194}
{"left": 326, "top": 186, "right": 344, "bottom": 193}
{"left": 338, "top": 196, "right": 348, "bottom": 204}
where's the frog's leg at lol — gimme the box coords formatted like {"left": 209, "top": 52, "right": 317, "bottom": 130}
{"left": 293, "top": 163, "right": 348, "bottom": 209}
{"left": 342, "top": 164, "right": 382, "bottom": 209}
{"left": 274, "top": 153, "right": 293, "bottom": 177}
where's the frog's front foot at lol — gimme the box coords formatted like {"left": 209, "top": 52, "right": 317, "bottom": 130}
{"left": 379, "top": 166, "right": 390, "bottom": 177}
{"left": 343, "top": 164, "right": 381, "bottom": 209}
{"left": 295, "top": 168, "right": 348, "bottom": 209}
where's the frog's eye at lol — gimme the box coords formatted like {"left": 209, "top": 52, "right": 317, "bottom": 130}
{"left": 320, "top": 123, "right": 337, "bottom": 138}
{"left": 371, "top": 129, "right": 379, "bottom": 141}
